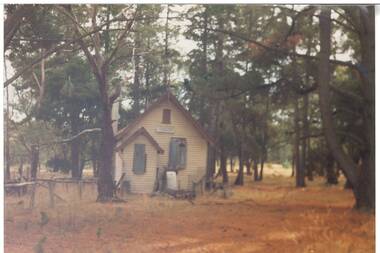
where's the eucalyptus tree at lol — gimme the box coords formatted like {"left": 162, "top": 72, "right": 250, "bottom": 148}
{"left": 61, "top": 4, "right": 138, "bottom": 201}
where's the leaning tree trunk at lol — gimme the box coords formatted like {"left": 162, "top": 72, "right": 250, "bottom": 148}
{"left": 5, "top": 62, "right": 11, "bottom": 181}
{"left": 356, "top": 6, "right": 375, "bottom": 210}
{"left": 318, "top": 8, "right": 373, "bottom": 210}
{"left": 5, "top": 109, "right": 11, "bottom": 182}
{"left": 325, "top": 153, "right": 338, "bottom": 185}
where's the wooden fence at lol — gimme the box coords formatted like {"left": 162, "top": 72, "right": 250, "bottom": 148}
{"left": 5, "top": 178, "right": 97, "bottom": 209}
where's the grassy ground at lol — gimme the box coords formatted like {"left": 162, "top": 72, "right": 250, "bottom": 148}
{"left": 4, "top": 165, "right": 374, "bottom": 253}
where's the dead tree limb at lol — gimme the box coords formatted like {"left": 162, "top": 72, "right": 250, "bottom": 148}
{"left": 40, "top": 128, "right": 101, "bottom": 146}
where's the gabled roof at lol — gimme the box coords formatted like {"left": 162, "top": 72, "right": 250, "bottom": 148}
{"left": 115, "top": 127, "right": 164, "bottom": 153}
{"left": 115, "top": 91, "right": 215, "bottom": 145}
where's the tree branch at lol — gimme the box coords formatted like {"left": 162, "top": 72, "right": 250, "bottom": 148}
{"left": 330, "top": 84, "right": 364, "bottom": 103}
{"left": 209, "top": 28, "right": 359, "bottom": 71}
{"left": 40, "top": 128, "right": 102, "bottom": 146}
{"left": 104, "top": 9, "right": 137, "bottom": 66}
{"left": 4, "top": 6, "right": 135, "bottom": 88}
{"left": 4, "top": 5, "right": 36, "bottom": 51}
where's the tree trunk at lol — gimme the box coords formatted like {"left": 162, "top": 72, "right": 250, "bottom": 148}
{"left": 291, "top": 152, "right": 295, "bottom": 177}
{"left": 5, "top": 102, "right": 11, "bottom": 182}
{"left": 94, "top": 70, "right": 116, "bottom": 202}
{"left": 253, "top": 159, "right": 259, "bottom": 181}
{"left": 326, "top": 153, "right": 338, "bottom": 185}
{"left": 71, "top": 139, "right": 81, "bottom": 179}
{"left": 30, "top": 145, "right": 39, "bottom": 180}
{"left": 163, "top": 4, "right": 170, "bottom": 87}
{"left": 259, "top": 157, "right": 264, "bottom": 181}
{"left": 220, "top": 144, "right": 228, "bottom": 183}
{"left": 246, "top": 159, "right": 252, "bottom": 175}
{"left": 92, "top": 158, "right": 98, "bottom": 177}
{"left": 355, "top": 6, "right": 375, "bottom": 210}
{"left": 259, "top": 95, "right": 269, "bottom": 181}
{"left": 294, "top": 98, "right": 305, "bottom": 187}
{"left": 304, "top": 14, "right": 313, "bottom": 182}
{"left": 198, "top": 7, "right": 209, "bottom": 126}
{"left": 4, "top": 5, "right": 35, "bottom": 51}
{"left": 206, "top": 144, "right": 216, "bottom": 189}
{"left": 18, "top": 158, "right": 24, "bottom": 179}
{"left": 97, "top": 100, "right": 116, "bottom": 202}
{"left": 234, "top": 145, "right": 244, "bottom": 185}
{"left": 70, "top": 114, "right": 81, "bottom": 179}
{"left": 302, "top": 94, "right": 312, "bottom": 181}
{"left": 5, "top": 60, "right": 11, "bottom": 182}
{"left": 79, "top": 157, "right": 85, "bottom": 179}
{"left": 230, "top": 157, "right": 235, "bottom": 172}
{"left": 131, "top": 31, "right": 142, "bottom": 118}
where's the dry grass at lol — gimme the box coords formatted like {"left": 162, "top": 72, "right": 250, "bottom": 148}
{"left": 5, "top": 165, "right": 374, "bottom": 253}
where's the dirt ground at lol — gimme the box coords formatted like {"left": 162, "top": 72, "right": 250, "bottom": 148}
{"left": 4, "top": 165, "right": 375, "bottom": 253}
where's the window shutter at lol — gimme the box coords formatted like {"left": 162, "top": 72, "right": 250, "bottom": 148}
{"left": 178, "top": 140, "right": 187, "bottom": 168}
{"left": 168, "top": 138, "right": 186, "bottom": 170}
{"left": 133, "top": 144, "right": 146, "bottom": 174}
{"left": 168, "top": 139, "right": 177, "bottom": 170}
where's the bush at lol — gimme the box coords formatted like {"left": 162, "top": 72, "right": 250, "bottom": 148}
{"left": 46, "top": 158, "right": 71, "bottom": 173}
{"left": 282, "top": 160, "right": 291, "bottom": 169}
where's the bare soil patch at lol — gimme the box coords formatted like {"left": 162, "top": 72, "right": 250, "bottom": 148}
{"left": 5, "top": 170, "right": 374, "bottom": 253}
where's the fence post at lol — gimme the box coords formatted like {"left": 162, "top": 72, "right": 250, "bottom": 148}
{"left": 201, "top": 178, "right": 204, "bottom": 195}
{"left": 78, "top": 181, "right": 83, "bottom": 200}
{"left": 29, "top": 182, "right": 36, "bottom": 209}
{"left": 48, "top": 181, "right": 55, "bottom": 208}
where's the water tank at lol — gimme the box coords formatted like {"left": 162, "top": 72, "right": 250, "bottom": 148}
{"left": 166, "top": 171, "right": 178, "bottom": 190}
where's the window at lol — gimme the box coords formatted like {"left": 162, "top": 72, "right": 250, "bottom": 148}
{"left": 168, "top": 138, "right": 187, "bottom": 170}
{"left": 133, "top": 144, "right": 146, "bottom": 174}
{"left": 162, "top": 109, "right": 171, "bottom": 124}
